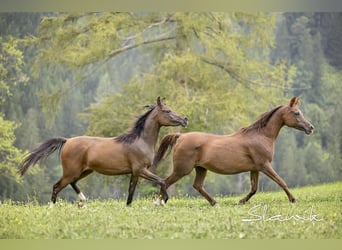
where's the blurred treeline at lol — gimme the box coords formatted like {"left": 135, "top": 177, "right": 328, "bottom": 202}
{"left": 0, "top": 12, "right": 341, "bottom": 203}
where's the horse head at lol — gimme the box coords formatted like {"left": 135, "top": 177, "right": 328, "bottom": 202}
{"left": 154, "top": 96, "right": 188, "bottom": 127}
{"left": 282, "top": 97, "right": 314, "bottom": 135}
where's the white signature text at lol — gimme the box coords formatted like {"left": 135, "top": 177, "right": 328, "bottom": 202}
{"left": 242, "top": 204, "right": 323, "bottom": 222}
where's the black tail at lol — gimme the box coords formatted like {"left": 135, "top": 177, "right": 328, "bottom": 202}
{"left": 19, "top": 138, "right": 67, "bottom": 176}
{"left": 152, "top": 133, "right": 181, "bottom": 169}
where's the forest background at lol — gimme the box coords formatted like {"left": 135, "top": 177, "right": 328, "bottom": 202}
{"left": 0, "top": 12, "right": 341, "bottom": 203}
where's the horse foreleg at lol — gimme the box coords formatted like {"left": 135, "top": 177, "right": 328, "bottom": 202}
{"left": 239, "top": 171, "right": 259, "bottom": 204}
{"left": 126, "top": 175, "right": 139, "bottom": 206}
{"left": 261, "top": 163, "right": 296, "bottom": 203}
{"left": 193, "top": 166, "right": 217, "bottom": 206}
{"left": 160, "top": 169, "right": 191, "bottom": 204}
{"left": 139, "top": 168, "right": 168, "bottom": 205}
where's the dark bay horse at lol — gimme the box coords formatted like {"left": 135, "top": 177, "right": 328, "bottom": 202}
{"left": 19, "top": 97, "right": 188, "bottom": 206}
{"left": 153, "top": 97, "right": 314, "bottom": 206}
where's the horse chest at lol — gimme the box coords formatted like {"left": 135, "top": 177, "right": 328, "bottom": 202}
{"left": 127, "top": 144, "right": 154, "bottom": 164}
{"left": 249, "top": 140, "right": 274, "bottom": 164}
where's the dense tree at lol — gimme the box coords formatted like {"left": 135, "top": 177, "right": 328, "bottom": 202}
{"left": 0, "top": 30, "right": 28, "bottom": 199}
{"left": 0, "top": 34, "right": 29, "bottom": 158}
{"left": 271, "top": 12, "right": 341, "bottom": 189}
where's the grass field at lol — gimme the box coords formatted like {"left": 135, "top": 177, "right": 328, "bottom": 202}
{"left": 0, "top": 182, "right": 341, "bottom": 239}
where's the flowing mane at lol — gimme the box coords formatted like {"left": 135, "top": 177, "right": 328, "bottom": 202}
{"left": 240, "top": 105, "right": 283, "bottom": 134}
{"left": 115, "top": 105, "right": 156, "bottom": 144}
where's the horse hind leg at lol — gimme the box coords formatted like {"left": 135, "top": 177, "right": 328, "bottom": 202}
{"left": 51, "top": 177, "right": 71, "bottom": 205}
{"left": 193, "top": 166, "right": 217, "bottom": 206}
{"left": 239, "top": 171, "right": 259, "bottom": 204}
{"left": 51, "top": 169, "right": 93, "bottom": 207}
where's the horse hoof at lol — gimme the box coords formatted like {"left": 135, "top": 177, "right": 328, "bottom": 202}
{"left": 78, "top": 201, "right": 85, "bottom": 208}
{"left": 153, "top": 198, "right": 161, "bottom": 206}
{"left": 153, "top": 198, "right": 166, "bottom": 206}
{"left": 160, "top": 199, "right": 165, "bottom": 206}
{"left": 238, "top": 199, "right": 247, "bottom": 205}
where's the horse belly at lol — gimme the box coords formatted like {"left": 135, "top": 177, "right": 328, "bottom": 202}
{"left": 200, "top": 147, "right": 254, "bottom": 174}
{"left": 87, "top": 144, "right": 131, "bottom": 175}
{"left": 90, "top": 160, "right": 131, "bottom": 175}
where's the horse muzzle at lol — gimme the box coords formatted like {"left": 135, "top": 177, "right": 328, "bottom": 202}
{"left": 180, "top": 117, "right": 189, "bottom": 127}
{"left": 303, "top": 123, "right": 314, "bottom": 135}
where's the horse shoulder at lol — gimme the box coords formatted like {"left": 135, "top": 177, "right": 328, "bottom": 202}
{"left": 243, "top": 135, "right": 274, "bottom": 165}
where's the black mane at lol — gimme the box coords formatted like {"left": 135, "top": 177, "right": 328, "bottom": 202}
{"left": 240, "top": 105, "right": 283, "bottom": 134}
{"left": 115, "top": 105, "right": 156, "bottom": 144}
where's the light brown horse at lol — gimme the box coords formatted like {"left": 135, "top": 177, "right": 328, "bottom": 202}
{"left": 153, "top": 97, "right": 314, "bottom": 206}
{"left": 19, "top": 97, "right": 188, "bottom": 206}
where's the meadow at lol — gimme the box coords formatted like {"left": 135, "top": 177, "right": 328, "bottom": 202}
{"left": 0, "top": 182, "right": 340, "bottom": 239}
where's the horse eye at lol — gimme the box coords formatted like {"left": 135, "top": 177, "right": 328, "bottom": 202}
{"left": 163, "top": 109, "right": 171, "bottom": 113}
{"left": 294, "top": 111, "right": 300, "bottom": 116}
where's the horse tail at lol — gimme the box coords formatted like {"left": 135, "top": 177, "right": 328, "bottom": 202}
{"left": 19, "top": 138, "right": 67, "bottom": 176}
{"left": 152, "top": 133, "right": 181, "bottom": 169}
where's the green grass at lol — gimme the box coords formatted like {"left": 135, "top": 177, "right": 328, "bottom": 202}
{"left": 0, "top": 182, "right": 341, "bottom": 239}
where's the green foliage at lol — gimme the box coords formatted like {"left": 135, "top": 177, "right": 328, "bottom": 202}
{"left": 0, "top": 13, "right": 88, "bottom": 202}
{"left": 34, "top": 13, "right": 167, "bottom": 68}
{"left": 34, "top": 12, "right": 294, "bottom": 129}
{"left": 270, "top": 13, "right": 341, "bottom": 193}
{"left": 0, "top": 36, "right": 28, "bottom": 104}
{"left": 0, "top": 23, "right": 28, "bottom": 186}
{"left": 84, "top": 12, "right": 288, "bottom": 138}
{"left": 0, "top": 115, "right": 23, "bottom": 179}
{"left": 0, "top": 182, "right": 340, "bottom": 239}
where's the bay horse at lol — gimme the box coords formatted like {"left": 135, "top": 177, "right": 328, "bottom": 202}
{"left": 153, "top": 97, "right": 314, "bottom": 206}
{"left": 19, "top": 97, "right": 188, "bottom": 206}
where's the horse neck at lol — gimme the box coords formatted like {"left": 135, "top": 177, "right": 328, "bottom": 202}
{"left": 140, "top": 112, "right": 161, "bottom": 149}
{"left": 262, "top": 107, "right": 285, "bottom": 140}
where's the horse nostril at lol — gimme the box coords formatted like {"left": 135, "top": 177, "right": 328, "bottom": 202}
{"left": 182, "top": 117, "right": 189, "bottom": 127}
{"left": 310, "top": 124, "right": 314, "bottom": 130}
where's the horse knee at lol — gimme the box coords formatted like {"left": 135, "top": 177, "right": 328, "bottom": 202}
{"left": 193, "top": 182, "right": 202, "bottom": 191}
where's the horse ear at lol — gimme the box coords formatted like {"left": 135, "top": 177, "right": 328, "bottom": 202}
{"left": 157, "top": 96, "right": 162, "bottom": 108}
{"left": 290, "top": 97, "right": 299, "bottom": 107}
{"left": 144, "top": 104, "right": 154, "bottom": 109}
{"left": 161, "top": 97, "right": 166, "bottom": 105}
